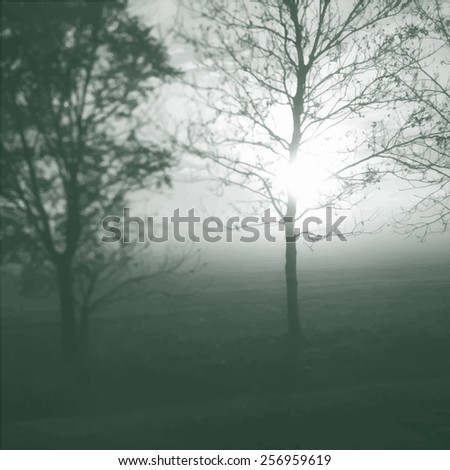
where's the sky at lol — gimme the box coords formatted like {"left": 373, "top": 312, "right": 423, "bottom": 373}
{"left": 125, "top": 0, "right": 450, "bottom": 270}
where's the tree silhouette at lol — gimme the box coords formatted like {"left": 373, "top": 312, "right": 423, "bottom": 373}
{"left": 176, "top": 0, "right": 432, "bottom": 360}
{"left": 362, "top": 0, "right": 449, "bottom": 239}
{"left": 1, "top": 1, "right": 179, "bottom": 362}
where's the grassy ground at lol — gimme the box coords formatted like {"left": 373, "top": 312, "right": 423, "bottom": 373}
{"left": 2, "top": 258, "right": 450, "bottom": 449}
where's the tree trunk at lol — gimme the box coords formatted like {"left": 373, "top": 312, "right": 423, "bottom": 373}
{"left": 57, "top": 259, "right": 78, "bottom": 363}
{"left": 285, "top": 224, "right": 302, "bottom": 360}
{"left": 284, "top": 195, "right": 302, "bottom": 362}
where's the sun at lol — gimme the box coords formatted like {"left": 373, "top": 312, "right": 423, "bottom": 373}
{"left": 278, "top": 154, "right": 334, "bottom": 209}
{"left": 270, "top": 105, "right": 340, "bottom": 210}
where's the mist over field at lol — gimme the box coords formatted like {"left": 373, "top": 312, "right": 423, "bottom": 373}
{"left": 3, "top": 231, "right": 450, "bottom": 448}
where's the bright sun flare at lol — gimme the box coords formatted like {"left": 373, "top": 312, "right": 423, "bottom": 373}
{"left": 278, "top": 155, "right": 334, "bottom": 209}
{"left": 270, "top": 106, "right": 341, "bottom": 210}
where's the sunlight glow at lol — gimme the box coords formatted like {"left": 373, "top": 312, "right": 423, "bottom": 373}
{"left": 278, "top": 155, "right": 334, "bottom": 209}
{"left": 270, "top": 105, "right": 342, "bottom": 210}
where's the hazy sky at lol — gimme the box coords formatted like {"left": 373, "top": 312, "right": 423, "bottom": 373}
{"left": 126, "top": 0, "right": 450, "bottom": 268}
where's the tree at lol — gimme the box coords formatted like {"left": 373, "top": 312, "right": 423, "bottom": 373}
{"left": 363, "top": 0, "right": 449, "bottom": 239}
{"left": 176, "top": 0, "right": 412, "bottom": 360}
{"left": 1, "top": 0, "right": 179, "bottom": 362}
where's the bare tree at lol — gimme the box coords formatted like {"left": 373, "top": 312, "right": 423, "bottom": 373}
{"left": 1, "top": 1, "right": 180, "bottom": 362}
{"left": 176, "top": 0, "right": 413, "bottom": 360}
{"left": 361, "top": 0, "right": 449, "bottom": 239}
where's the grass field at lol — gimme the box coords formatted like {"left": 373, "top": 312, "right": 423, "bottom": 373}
{"left": 2, "top": 255, "right": 450, "bottom": 449}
